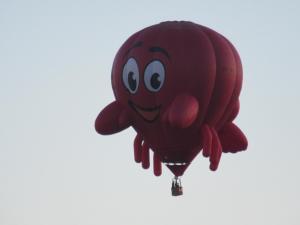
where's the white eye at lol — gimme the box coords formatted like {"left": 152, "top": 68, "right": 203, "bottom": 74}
{"left": 144, "top": 60, "right": 165, "bottom": 92}
{"left": 122, "top": 58, "right": 139, "bottom": 94}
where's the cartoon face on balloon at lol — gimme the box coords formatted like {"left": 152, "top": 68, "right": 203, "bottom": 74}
{"left": 96, "top": 21, "right": 248, "bottom": 177}
{"left": 122, "top": 57, "right": 165, "bottom": 122}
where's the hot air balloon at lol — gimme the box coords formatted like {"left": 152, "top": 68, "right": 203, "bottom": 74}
{"left": 95, "top": 21, "right": 248, "bottom": 196}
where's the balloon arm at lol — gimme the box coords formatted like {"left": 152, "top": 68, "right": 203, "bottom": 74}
{"left": 95, "top": 101, "right": 131, "bottom": 135}
{"left": 218, "top": 122, "right": 248, "bottom": 153}
{"left": 163, "top": 94, "right": 199, "bottom": 128}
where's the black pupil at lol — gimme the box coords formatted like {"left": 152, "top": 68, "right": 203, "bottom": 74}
{"left": 128, "top": 71, "right": 137, "bottom": 91}
{"left": 151, "top": 73, "right": 161, "bottom": 89}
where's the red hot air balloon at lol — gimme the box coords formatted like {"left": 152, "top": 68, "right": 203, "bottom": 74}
{"left": 95, "top": 21, "right": 248, "bottom": 195}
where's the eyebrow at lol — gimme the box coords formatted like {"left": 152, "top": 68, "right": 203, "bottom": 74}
{"left": 149, "top": 46, "right": 170, "bottom": 59}
{"left": 123, "top": 41, "right": 143, "bottom": 58}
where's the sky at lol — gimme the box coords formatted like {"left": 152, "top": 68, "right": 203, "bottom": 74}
{"left": 0, "top": 0, "right": 300, "bottom": 225}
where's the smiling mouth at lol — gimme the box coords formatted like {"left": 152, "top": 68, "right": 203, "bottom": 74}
{"left": 128, "top": 100, "right": 161, "bottom": 122}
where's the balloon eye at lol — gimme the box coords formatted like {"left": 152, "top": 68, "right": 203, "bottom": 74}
{"left": 144, "top": 60, "right": 165, "bottom": 92}
{"left": 122, "top": 58, "right": 139, "bottom": 94}
{"left": 128, "top": 71, "right": 137, "bottom": 91}
{"left": 150, "top": 73, "right": 161, "bottom": 90}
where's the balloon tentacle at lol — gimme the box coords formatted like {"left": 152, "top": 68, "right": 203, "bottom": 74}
{"left": 153, "top": 153, "right": 162, "bottom": 176}
{"left": 201, "top": 124, "right": 212, "bottom": 158}
{"left": 141, "top": 142, "right": 150, "bottom": 169}
{"left": 209, "top": 128, "right": 222, "bottom": 171}
{"left": 134, "top": 134, "right": 143, "bottom": 163}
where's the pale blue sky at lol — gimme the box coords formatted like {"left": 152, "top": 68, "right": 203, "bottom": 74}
{"left": 1, "top": 0, "right": 300, "bottom": 225}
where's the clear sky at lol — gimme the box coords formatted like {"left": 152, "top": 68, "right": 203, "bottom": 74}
{"left": 1, "top": 0, "right": 299, "bottom": 225}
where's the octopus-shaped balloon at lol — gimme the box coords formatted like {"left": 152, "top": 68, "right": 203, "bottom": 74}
{"left": 95, "top": 21, "right": 248, "bottom": 178}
